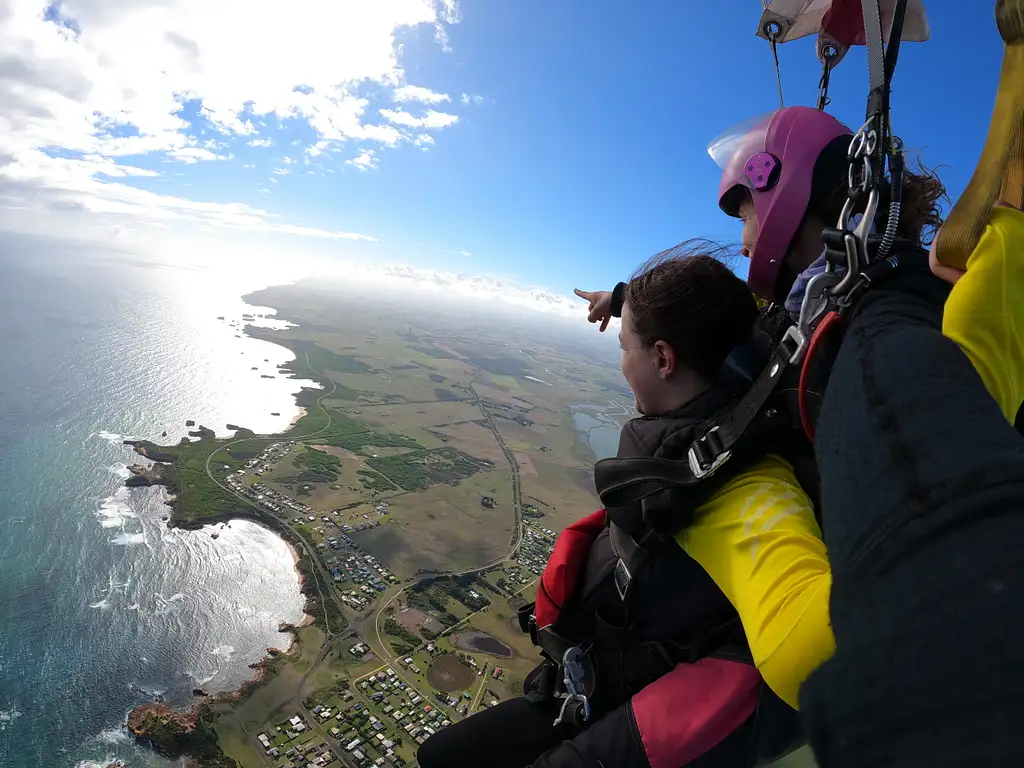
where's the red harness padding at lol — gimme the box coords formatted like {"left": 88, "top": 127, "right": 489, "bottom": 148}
{"left": 798, "top": 309, "right": 843, "bottom": 443}
{"left": 534, "top": 508, "right": 607, "bottom": 630}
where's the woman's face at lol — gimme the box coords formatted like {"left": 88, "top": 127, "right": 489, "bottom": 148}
{"left": 737, "top": 193, "right": 823, "bottom": 298}
{"left": 619, "top": 302, "right": 665, "bottom": 415}
{"left": 738, "top": 196, "right": 759, "bottom": 260}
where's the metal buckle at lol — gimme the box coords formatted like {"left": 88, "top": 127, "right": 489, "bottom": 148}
{"left": 553, "top": 647, "right": 591, "bottom": 727}
{"left": 613, "top": 558, "right": 631, "bottom": 602}
{"left": 687, "top": 426, "right": 732, "bottom": 480}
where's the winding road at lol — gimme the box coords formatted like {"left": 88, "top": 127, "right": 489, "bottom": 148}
{"left": 202, "top": 351, "right": 347, "bottom": 634}
{"left": 186, "top": 356, "right": 534, "bottom": 765}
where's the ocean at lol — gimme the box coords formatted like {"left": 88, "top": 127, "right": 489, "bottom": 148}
{"left": 0, "top": 243, "right": 318, "bottom": 767}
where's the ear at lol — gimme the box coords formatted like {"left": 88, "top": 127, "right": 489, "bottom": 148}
{"left": 653, "top": 340, "right": 676, "bottom": 379}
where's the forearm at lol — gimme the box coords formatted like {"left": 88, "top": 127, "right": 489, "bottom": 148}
{"left": 681, "top": 457, "right": 834, "bottom": 709}
{"left": 802, "top": 267, "right": 1024, "bottom": 765}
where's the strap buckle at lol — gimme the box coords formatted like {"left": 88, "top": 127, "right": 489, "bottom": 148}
{"left": 612, "top": 558, "right": 631, "bottom": 602}
{"left": 553, "top": 647, "right": 591, "bottom": 727}
{"left": 687, "top": 425, "right": 731, "bottom": 480}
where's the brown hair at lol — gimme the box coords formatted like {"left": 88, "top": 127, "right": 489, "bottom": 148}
{"left": 624, "top": 240, "right": 758, "bottom": 381}
{"left": 810, "top": 137, "right": 949, "bottom": 244}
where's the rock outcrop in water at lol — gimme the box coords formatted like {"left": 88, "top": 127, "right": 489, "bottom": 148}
{"left": 126, "top": 703, "right": 235, "bottom": 766}
{"left": 188, "top": 425, "right": 216, "bottom": 439}
{"left": 125, "top": 463, "right": 166, "bottom": 487}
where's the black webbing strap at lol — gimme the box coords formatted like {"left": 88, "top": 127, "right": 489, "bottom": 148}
{"left": 607, "top": 522, "right": 663, "bottom": 603}
{"left": 687, "top": 335, "right": 797, "bottom": 476}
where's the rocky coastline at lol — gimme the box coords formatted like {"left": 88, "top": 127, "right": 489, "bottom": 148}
{"left": 124, "top": 462, "right": 166, "bottom": 487}
{"left": 126, "top": 622, "right": 306, "bottom": 767}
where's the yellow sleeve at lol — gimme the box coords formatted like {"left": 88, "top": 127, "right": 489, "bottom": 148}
{"left": 943, "top": 205, "right": 1024, "bottom": 423}
{"left": 676, "top": 454, "right": 834, "bottom": 709}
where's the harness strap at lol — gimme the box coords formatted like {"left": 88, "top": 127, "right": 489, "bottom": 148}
{"left": 689, "top": 335, "right": 797, "bottom": 476}
{"left": 861, "top": 0, "right": 886, "bottom": 119}
{"left": 607, "top": 522, "right": 663, "bottom": 602}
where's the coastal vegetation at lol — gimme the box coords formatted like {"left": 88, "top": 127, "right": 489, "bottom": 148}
{"left": 366, "top": 447, "right": 491, "bottom": 492}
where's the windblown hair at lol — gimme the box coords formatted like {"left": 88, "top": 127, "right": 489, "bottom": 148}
{"left": 809, "top": 135, "right": 949, "bottom": 244}
{"left": 624, "top": 240, "right": 758, "bottom": 381}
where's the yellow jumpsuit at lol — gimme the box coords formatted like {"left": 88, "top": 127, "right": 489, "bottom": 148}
{"left": 677, "top": 206, "right": 1024, "bottom": 709}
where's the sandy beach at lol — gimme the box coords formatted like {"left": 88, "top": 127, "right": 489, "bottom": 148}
{"left": 290, "top": 407, "right": 307, "bottom": 426}
{"left": 286, "top": 540, "right": 316, "bottom": 628}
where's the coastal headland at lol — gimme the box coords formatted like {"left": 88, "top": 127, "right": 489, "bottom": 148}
{"left": 118, "top": 280, "right": 621, "bottom": 767}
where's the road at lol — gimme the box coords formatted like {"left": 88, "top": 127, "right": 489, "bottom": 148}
{"left": 203, "top": 351, "right": 348, "bottom": 634}
{"left": 196, "top": 353, "right": 357, "bottom": 766}
{"left": 367, "top": 373, "right": 528, "bottom": 668}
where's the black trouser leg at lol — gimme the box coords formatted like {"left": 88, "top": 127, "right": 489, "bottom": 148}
{"left": 801, "top": 271, "right": 1024, "bottom": 766}
{"left": 417, "top": 697, "right": 569, "bottom": 768}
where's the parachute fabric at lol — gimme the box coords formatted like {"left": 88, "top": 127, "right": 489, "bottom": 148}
{"left": 934, "top": 0, "right": 1024, "bottom": 271}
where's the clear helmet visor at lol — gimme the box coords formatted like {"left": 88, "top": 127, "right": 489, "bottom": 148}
{"left": 707, "top": 112, "right": 778, "bottom": 180}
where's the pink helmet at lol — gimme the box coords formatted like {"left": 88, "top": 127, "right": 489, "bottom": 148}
{"left": 709, "top": 107, "right": 853, "bottom": 299}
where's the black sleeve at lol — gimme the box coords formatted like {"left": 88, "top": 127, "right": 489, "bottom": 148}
{"left": 800, "top": 266, "right": 1024, "bottom": 766}
{"left": 610, "top": 282, "right": 627, "bottom": 318}
{"left": 529, "top": 697, "right": 757, "bottom": 768}
{"left": 529, "top": 702, "right": 646, "bottom": 768}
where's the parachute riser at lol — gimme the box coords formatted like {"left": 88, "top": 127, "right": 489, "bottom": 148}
{"left": 827, "top": 0, "right": 910, "bottom": 298}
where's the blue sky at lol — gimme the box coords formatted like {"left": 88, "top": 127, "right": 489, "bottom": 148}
{"left": 0, "top": 0, "right": 1007, "bottom": 304}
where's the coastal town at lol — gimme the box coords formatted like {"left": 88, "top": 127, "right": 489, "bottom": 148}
{"left": 125, "top": 409, "right": 559, "bottom": 768}
{"left": 108, "top": 284, "right": 631, "bottom": 768}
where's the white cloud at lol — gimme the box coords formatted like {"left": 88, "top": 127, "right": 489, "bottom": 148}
{"left": 272, "top": 167, "right": 290, "bottom": 176}
{"left": 0, "top": 148, "right": 376, "bottom": 240}
{"left": 169, "top": 147, "right": 230, "bottom": 164}
{"left": 0, "top": 0, "right": 463, "bottom": 239}
{"left": 379, "top": 109, "right": 459, "bottom": 129}
{"left": 358, "top": 262, "right": 591, "bottom": 319}
{"left": 393, "top": 85, "right": 450, "bottom": 104}
{"left": 346, "top": 149, "right": 378, "bottom": 171}
{"left": 461, "top": 93, "right": 485, "bottom": 105}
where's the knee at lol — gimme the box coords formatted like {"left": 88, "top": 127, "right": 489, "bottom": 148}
{"left": 416, "top": 730, "right": 449, "bottom": 768}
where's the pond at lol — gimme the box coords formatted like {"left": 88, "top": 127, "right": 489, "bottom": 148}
{"left": 569, "top": 405, "right": 625, "bottom": 460}
{"left": 450, "top": 630, "right": 515, "bottom": 658}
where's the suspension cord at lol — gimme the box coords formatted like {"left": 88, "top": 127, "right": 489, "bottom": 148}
{"left": 816, "top": 45, "right": 836, "bottom": 111}
{"left": 875, "top": 0, "right": 909, "bottom": 259}
{"left": 765, "top": 21, "right": 785, "bottom": 109}
{"left": 828, "top": 0, "right": 910, "bottom": 294}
